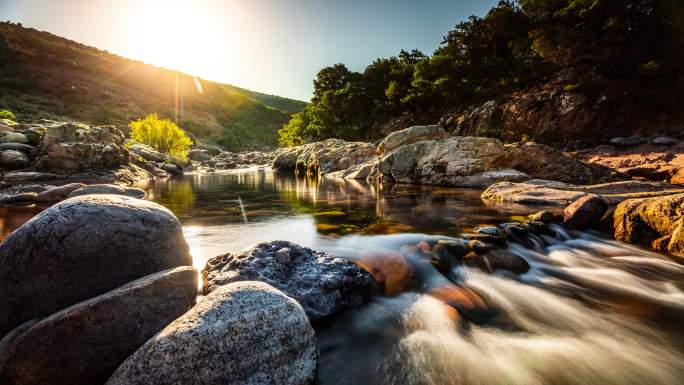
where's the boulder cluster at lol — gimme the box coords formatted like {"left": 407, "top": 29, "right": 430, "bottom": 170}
{"left": 0, "top": 193, "right": 379, "bottom": 385}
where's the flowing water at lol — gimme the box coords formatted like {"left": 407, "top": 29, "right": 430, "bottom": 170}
{"left": 2, "top": 169, "right": 684, "bottom": 385}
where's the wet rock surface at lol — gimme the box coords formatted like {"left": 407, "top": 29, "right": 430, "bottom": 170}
{"left": 0, "top": 195, "right": 192, "bottom": 336}
{"left": 482, "top": 180, "right": 684, "bottom": 207}
{"left": 202, "top": 240, "right": 378, "bottom": 321}
{"left": 105, "top": 281, "right": 317, "bottom": 385}
{"left": 563, "top": 195, "right": 609, "bottom": 229}
{"left": 0, "top": 267, "right": 197, "bottom": 385}
{"left": 614, "top": 193, "right": 684, "bottom": 257}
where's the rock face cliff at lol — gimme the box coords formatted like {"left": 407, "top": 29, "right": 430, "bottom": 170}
{"left": 438, "top": 72, "right": 683, "bottom": 149}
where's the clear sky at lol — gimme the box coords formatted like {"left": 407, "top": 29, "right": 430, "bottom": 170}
{"left": 0, "top": 0, "right": 498, "bottom": 101}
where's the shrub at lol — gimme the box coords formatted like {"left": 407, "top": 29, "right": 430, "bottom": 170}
{"left": 128, "top": 114, "right": 193, "bottom": 161}
{"left": 0, "top": 109, "right": 16, "bottom": 120}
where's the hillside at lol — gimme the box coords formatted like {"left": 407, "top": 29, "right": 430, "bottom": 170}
{"left": 280, "top": 0, "right": 684, "bottom": 148}
{"left": 0, "top": 22, "right": 306, "bottom": 151}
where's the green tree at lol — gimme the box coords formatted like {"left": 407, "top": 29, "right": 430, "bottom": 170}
{"left": 0, "top": 109, "right": 16, "bottom": 120}
{"left": 128, "top": 114, "right": 193, "bottom": 161}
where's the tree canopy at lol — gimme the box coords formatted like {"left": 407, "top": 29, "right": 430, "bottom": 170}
{"left": 280, "top": 0, "right": 684, "bottom": 146}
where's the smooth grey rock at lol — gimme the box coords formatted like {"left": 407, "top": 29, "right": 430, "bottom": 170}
{"left": 0, "top": 267, "right": 197, "bottom": 385}
{"left": 67, "top": 184, "right": 146, "bottom": 199}
{"left": 0, "top": 143, "right": 35, "bottom": 155}
{"left": 0, "top": 133, "right": 28, "bottom": 144}
{"left": 0, "top": 195, "right": 192, "bottom": 336}
{"left": 609, "top": 135, "right": 645, "bottom": 147}
{"left": 202, "top": 240, "right": 377, "bottom": 321}
{"left": 651, "top": 136, "right": 678, "bottom": 146}
{"left": 105, "top": 281, "right": 317, "bottom": 385}
{"left": 188, "top": 149, "right": 210, "bottom": 162}
{"left": 377, "top": 125, "right": 447, "bottom": 155}
{"left": 0, "top": 150, "right": 29, "bottom": 170}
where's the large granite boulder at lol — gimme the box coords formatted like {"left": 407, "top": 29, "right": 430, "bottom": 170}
{"left": 40, "top": 123, "right": 124, "bottom": 148}
{"left": 614, "top": 193, "right": 684, "bottom": 257}
{"left": 0, "top": 195, "right": 192, "bottom": 336}
{"left": 273, "top": 139, "right": 376, "bottom": 174}
{"left": 35, "top": 142, "right": 128, "bottom": 174}
{"left": 374, "top": 136, "right": 528, "bottom": 187}
{"left": 202, "top": 240, "right": 377, "bottom": 321}
{"left": 0, "top": 150, "right": 29, "bottom": 170}
{"left": 35, "top": 123, "right": 129, "bottom": 174}
{"left": 105, "top": 281, "right": 317, "bottom": 385}
{"left": 0, "top": 267, "right": 197, "bottom": 385}
{"left": 377, "top": 125, "right": 447, "bottom": 156}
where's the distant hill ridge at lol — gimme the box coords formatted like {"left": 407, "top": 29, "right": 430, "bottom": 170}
{"left": 0, "top": 22, "right": 306, "bottom": 151}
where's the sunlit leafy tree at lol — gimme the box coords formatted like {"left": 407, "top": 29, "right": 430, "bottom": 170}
{"left": 128, "top": 114, "right": 193, "bottom": 161}
{"left": 0, "top": 109, "right": 15, "bottom": 120}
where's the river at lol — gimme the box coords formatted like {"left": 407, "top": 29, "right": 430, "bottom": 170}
{"left": 2, "top": 169, "right": 684, "bottom": 385}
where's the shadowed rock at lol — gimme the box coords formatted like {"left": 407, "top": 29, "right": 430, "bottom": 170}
{"left": 0, "top": 267, "right": 197, "bottom": 385}
{"left": 0, "top": 195, "right": 192, "bottom": 337}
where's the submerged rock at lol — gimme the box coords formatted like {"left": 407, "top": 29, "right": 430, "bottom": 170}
{"left": 202, "top": 240, "right": 377, "bottom": 321}
{"left": 67, "top": 183, "right": 146, "bottom": 199}
{"left": 105, "top": 281, "right": 317, "bottom": 385}
{"left": 0, "top": 267, "right": 197, "bottom": 385}
{"left": 0, "top": 195, "right": 191, "bottom": 336}
{"left": 465, "top": 249, "right": 530, "bottom": 275}
{"left": 614, "top": 193, "right": 684, "bottom": 257}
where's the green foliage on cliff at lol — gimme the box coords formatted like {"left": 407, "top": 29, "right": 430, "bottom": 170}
{"left": 281, "top": 0, "right": 684, "bottom": 145}
{"left": 129, "top": 114, "right": 193, "bottom": 161}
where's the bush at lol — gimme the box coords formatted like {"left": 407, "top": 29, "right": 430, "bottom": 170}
{"left": 0, "top": 109, "right": 16, "bottom": 120}
{"left": 128, "top": 114, "right": 193, "bottom": 161}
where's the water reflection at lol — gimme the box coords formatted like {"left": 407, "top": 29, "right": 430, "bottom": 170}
{"left": 144, "top": 170, "right": 531, "bottom": 269}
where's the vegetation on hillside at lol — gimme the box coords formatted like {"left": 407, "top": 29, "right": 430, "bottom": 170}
{"left": 0, "top": 22, "right": 305, "bottom": 151}
{"left": 280, "top": 0, "right": 684, "bottom": 146}
{"left": 128, "top": 114, "right": 193, "bottom": 161}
